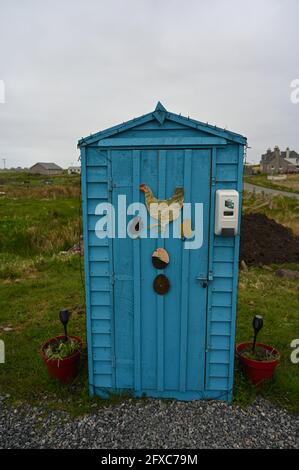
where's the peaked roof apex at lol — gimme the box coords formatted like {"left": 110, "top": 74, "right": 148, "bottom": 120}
{"left": 31, "top": 162, "right": 62, "bottom": 170}
{"left": 155, "top": 101, "right": 167, "bottom": 112}
{"left": 78, "top": 104, "right": 247, "bottom": 147}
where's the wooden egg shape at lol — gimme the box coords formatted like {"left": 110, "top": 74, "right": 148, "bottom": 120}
{"left": 153, "top": 274, "right": 170, "bottom": 295}
{"left": 152, "top": 248, "right": 169, "bottom": 269}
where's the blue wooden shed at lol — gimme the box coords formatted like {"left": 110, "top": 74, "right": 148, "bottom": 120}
{"left": 78, "top": 102, "right": 247, "bottom": 401}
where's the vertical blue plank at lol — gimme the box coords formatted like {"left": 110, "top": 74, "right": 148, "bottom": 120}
{"left": 157, "top": 149, "right": 166, "bottom": 392}
{"left": 204, "top": 147, "right": 217, "bottom": 390}
{"left": 111, "top": 150, "right": 134, "bottom": 389}
{"left": 133, "top": 150, "right": 141, "bottom": 391}
{"left": 186, "top": 148, "right": 211, "bottom": 391}
{"left": 228, "top": 144, "right": 245, "bottom": 401}
{"left": 81, "top": 147, "right": 94, "bottom": 396}
{"left": 107, "top": 149, "right": 116, "bottom": 390}
{"left": 140, "top": 149, "right": 158, "bottom": 390}
{"left": 163, "top": 149, "right": 184, "bottom": 390}
{"left": 179, "top": 150, "right": 191, "bottom": 391}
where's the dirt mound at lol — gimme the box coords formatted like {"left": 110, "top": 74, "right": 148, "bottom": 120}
{"left": 240, "top": 213, "right": 299, "bottom": 266}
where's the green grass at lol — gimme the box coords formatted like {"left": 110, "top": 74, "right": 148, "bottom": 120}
{"left": 242, "top": 191, "right": 299, "bottom": 235}
{"left": 0, "top": 198, "right": 80, "bottom": 258}
{"left": 0, "top": 255, "right": 136, "bottom": 415}
{"left": 234, "top": 265, "right": 299, "bottom": 413}
{"left": 0, "top": 255, "right": 89, "bottom": 413}
{"left": 0, "top": 170, "right": 80, "bottom": 189}
{"left": 244, "top": 173, "right": 299, "bottom": 194}
{"left": 0, "top": 172, "right": 81, "bottom": 258}
{"left": 0, "top": 172, "right": 298, "bottom": 415}
{"left": 1, "top": 257, "right": 298, "bottom": 415}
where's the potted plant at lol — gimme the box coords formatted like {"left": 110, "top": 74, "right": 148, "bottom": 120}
{"left": 41, "top": 309, "right": 83, "bottom": 384}
{"left": 236, "top": 315, "right": 280, "bottom": 385}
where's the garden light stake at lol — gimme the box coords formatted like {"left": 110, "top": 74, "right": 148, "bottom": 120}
{"left": 59, "top": 309, "right": 70, "bottom": 342}
{"left": 252, "top": 315, "right": 263, "bottom": 352}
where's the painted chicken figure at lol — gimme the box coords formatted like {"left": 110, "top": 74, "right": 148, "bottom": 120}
{"left": 140, "top": 183, "right": 184, "bottom": 231}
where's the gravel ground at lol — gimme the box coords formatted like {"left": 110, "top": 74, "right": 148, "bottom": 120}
{"left": 0, "top": 395, "right": 298, "bottom": 449}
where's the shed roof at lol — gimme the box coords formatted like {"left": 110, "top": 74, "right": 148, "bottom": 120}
{"left": 30, "top": 162, "right": 63, "bottom": 170}
{"left": 78, "top": 102, "right": 247, "bottom": 147}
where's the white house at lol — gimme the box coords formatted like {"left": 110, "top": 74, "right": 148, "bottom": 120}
{"left": 68, "top": 166, "right": 81, "bottom": 175}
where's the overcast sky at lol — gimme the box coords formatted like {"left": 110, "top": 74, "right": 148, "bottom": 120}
{"left": 0, "top": 0, "right": 298, "bottom": 168}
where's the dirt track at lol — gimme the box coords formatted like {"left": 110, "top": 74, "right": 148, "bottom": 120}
{"left": 244, "top": 182, "right": 299, "bottom": 200}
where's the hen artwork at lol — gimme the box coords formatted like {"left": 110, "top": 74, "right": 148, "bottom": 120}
{"left": 140, "top": 183, "right": 184, "bottom": 232}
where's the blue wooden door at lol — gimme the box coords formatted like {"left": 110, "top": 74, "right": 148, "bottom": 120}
{"left": 111, "top": 148, "right": 211, "bottom": 395}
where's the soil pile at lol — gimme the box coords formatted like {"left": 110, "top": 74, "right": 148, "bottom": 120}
{"left": 240, "top": 213, "right": 299, "bottom": 266}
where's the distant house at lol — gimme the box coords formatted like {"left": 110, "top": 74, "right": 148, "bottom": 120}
{"left": 29, "top": 162, "right": 63, "bottom": 175}
{"left": 260, "top": 146, "right": 299, "bottom": 174}
{"left": 68, "top": 166, "right": 81, "bottom": 175}
{"left": 284, "top": 147, "right": 299, "bottom": 168}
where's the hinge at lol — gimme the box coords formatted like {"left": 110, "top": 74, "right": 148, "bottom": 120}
{"left": 211, "top": 176, "right": 216, "bottom": 186}
{"left": 111, "top": 273, "right": 115, "bottom": 285}
{"left": 111, "top": 356, "right": 116, "bottom": 368}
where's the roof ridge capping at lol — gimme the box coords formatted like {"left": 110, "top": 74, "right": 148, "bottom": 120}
{"left": 78, "top": 102, "right": 247, "bottom": 147}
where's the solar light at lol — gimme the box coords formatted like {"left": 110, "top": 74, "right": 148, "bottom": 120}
{"left": 252, "top": 315, "right": 263, "bottom": 352}
{"left": 59, "top": 309, "right": 70, "bottom": 342}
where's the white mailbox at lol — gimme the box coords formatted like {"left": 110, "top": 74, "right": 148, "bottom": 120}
{"left": 214, "top": 189, "right": 239, "bottom": 236}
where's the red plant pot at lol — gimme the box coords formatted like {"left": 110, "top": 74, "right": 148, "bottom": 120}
{"left": 41, "top": 335, "right": 83, "bottom": 384}
{"left": 236, "top": 342, "right": 280, "bottom": 385}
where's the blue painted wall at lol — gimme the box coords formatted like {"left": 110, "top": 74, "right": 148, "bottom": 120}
{"left": 79, "top": 103, "right": 246, "bottom": 401}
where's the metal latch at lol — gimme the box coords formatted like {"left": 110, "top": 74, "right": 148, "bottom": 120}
{"left": 196, "top": 272, "right": 213, "bottom": 288}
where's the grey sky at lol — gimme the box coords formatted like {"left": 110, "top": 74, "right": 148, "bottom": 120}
{"left": 0, "top": 0, "right": 298, "bottom": 168}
